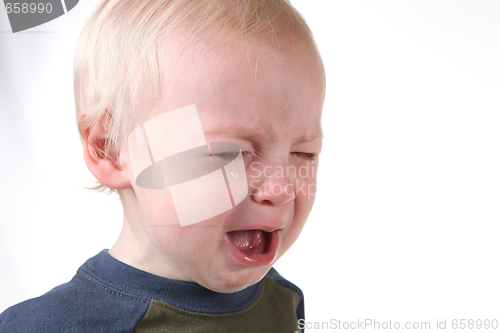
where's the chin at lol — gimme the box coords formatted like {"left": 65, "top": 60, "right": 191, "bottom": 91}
{"left": 204, "top": 265, "right": 272, "bottom": 294}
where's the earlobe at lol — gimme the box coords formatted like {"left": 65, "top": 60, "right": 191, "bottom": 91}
{"left": 78, "top": 107, "right": 131, "bottom": 190}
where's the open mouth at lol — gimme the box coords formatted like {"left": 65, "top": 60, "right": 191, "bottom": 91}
{"left": 224, "top": 229, "right": 280, "bottom": 266}
{"left": 227, "top": 230, "right": 271, "bottom": 254}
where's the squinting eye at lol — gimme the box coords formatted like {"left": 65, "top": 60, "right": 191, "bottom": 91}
{"left": 213, "top": 152, "right": 252, "bottom": 162}
{"left": 214, "top": 152, "right": 240, "bottom": 160}
{"left": 292, "top": 152, "right": 317, "bottom": 161}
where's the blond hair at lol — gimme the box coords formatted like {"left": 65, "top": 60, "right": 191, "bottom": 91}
{"left": 74, "top": 0, "right": 320, "bottom": 193}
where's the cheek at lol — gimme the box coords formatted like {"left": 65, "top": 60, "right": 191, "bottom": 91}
{"left": 135, "top": 189, "right": 211, "bottom": 249}
{"left": 291, "top": 161, "right": 319, "bottom": 210}
{"left": 280, "top": 166, "right": 318, "bottom": 250}
{"left": 135, "top": 187, "right": 179, "bottom": 226}
{"left": 294, "top": 175, "right": 317, "bottom": 225}
{"left": 136, "top": 189, "right": 228, "bottom": 251}
{"left": 153, "top": 227, "right": 206, "bottom": 254}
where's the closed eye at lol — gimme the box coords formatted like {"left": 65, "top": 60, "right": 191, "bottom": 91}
{"left": 215, "top": 152, "right": 316, "bottom": 161}
{"left": 214, "top": 152, "right": 240, "bottom": 160}
{"left": 291, "top": 152, "right": 317, "bottom": 161}
{"left": 213, "top": 152, "right": 253, "bottom": 163}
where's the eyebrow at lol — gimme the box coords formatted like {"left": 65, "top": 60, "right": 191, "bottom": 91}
{"left": 298, "top": 131, "right": 324, "bottom": 142}
{"left": 205, "top": 128, "right": 324, "bottom": 143}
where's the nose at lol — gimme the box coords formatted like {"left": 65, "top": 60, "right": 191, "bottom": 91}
{"left": 250, "top": 165, "right": 295, "bottom": 206}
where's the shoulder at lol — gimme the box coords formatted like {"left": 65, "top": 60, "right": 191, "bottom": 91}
{"left": 264, "top": 267, "right": 305, "bottom": 323}
{"left": 265, "top": 267, "right": 304, "bottom": 299}
{"left": 0, "top": 272, "right": 149, "bottom": 333}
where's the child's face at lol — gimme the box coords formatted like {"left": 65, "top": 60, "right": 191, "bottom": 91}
{"left": 118, "top": 38, "right": 325, "bottom": 293}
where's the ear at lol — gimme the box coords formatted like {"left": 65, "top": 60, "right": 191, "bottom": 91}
{"left": 78, "top": 107, "right": 131, "bottom": 189}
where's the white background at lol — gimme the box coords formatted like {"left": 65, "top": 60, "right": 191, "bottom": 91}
{"left": 1, "top": 1, "right": 499, "bottom": 332}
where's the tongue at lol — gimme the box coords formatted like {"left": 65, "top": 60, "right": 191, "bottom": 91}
{"left": 228, "top": 230, "right": 267, "bottom": 254}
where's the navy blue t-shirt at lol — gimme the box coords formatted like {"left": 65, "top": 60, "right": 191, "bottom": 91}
{"left": 0, "top": 250, "right": 304, "bottom": 332}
